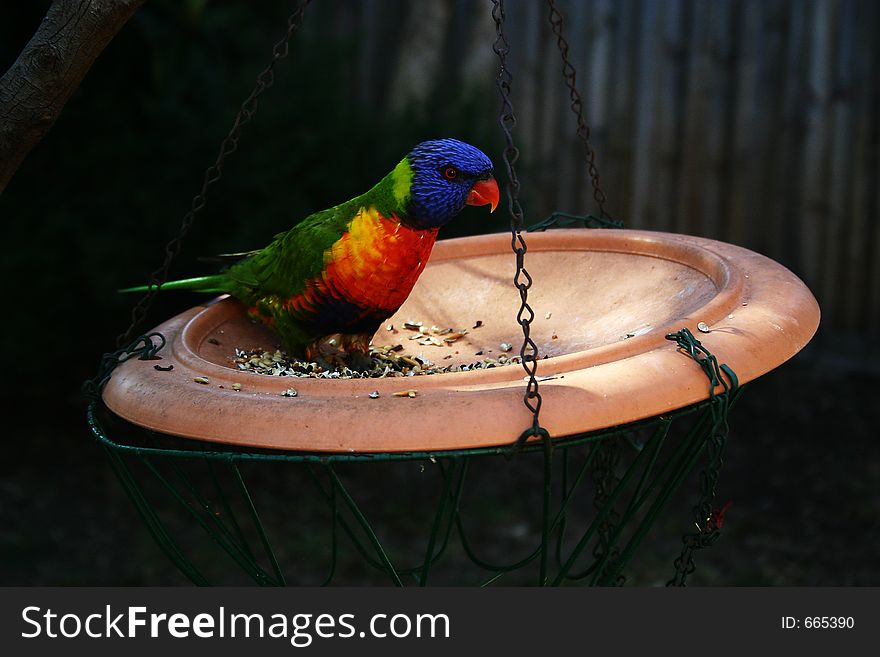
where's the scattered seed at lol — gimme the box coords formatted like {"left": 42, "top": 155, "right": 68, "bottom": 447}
{"left": 393, "top": 389, "right": 418, "bottom": 398}
{"left": 443, "top": 331, "right": 468, "bottom": 343}
{"left": 207, "top": 337, "right": 221, "bottom": 345}
{"left": 403, "top": 321, "right": 423, "bottom": 330}
{"left": 626, "top": 325, "right": 653, "bottom": 339}
{"left": 229, "top": 344, "right": 521, "bottom": 381}
{"left": 475, "top": 351, "right": 483, "bottom": 356}
{"left": 473, "top": 320, "right": 483, "bottom": 329}
{"left": 500, "top": 342, "right": 513, "bottom": 352}
{"left": 386, "top": 324, "right": 394, "bottom": 331}
{"left": 368, "top": 390, "right": 380, "bottom": 399}
{"left": 697, "top": 322, "right": 710, "bottom": 333}
{"left": 154, "top": 364, "right": 174, "bottom": 372}
{"left": 193, "top": 376, "right": 210, "bottom": 384}
{"left": 545, "top": 312, "right": 552, "bottom": 319}
{"left": 232, "top": 383, "right": 242, "bottom": 391}
{"left": 551, "top": 333, "right": 558, "bottom": 340}
{"left": 281, "top": 388, "right": 298, "bottom": 397}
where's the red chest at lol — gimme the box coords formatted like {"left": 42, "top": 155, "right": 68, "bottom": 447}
{"left": 322, "top": 208, "right": 439, "bottom": 311}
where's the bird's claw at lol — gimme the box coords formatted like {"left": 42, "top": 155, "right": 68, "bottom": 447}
{"left": 305, "top": 333, "right": 372, "bottom": 372}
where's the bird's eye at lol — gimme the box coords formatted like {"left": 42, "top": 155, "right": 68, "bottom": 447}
{"left": 443, "top": 166, "right": 459, "bottom": 180}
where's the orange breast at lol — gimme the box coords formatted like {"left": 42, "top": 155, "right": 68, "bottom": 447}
{"left": 247, "top": 207, "right": 439, "bottom": 337}
{"left": 321, "top": 207, "right": 438, "bottom": 312}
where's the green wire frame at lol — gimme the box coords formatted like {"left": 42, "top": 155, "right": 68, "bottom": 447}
{"left": 87, "top": 380, "right": 743, "bottom": 586}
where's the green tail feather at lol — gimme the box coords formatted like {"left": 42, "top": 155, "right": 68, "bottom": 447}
{"left": 119, "top": 274, "right": 228, "bottom": 294}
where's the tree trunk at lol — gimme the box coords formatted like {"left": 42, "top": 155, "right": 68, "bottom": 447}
{"left": 0, "top": 0, "right": 146, "bottom": 193}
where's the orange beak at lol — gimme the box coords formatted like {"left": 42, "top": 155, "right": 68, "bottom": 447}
{"left": 466, "top": 175, "right": 500, "bottom": 213}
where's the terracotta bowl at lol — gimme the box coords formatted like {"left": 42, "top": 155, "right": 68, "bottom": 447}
{"left": 102, "top": 229, "right": 820, "bottom": 453}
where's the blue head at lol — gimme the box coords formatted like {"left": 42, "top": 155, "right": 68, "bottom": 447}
{"left": 400, "top": 138, "right": 498, "bottom": 229}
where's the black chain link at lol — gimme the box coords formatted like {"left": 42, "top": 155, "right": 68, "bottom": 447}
{"left": 116, "top": 0, "right": 312, "bottom": 348}
{"left": 491, "top": 0, "right": 546, "bottom": 447}
{"left": 664, "top": 328, "right": 739, "bottom": 586}
{"left": 546, "top": 0, "right": 615, "bottom": 223}
{"left": 667, "top": 424, "right": 727, "bottom": 586}
{"left": 528, "top": 211, "right": 623, "bottom": 232}
{"left": 591, "top": 439, "right": 625, "bottom": 585}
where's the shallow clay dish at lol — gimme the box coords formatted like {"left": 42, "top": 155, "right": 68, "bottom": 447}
{"left": 102, "top": 229, "right": 820, "bottom": 453}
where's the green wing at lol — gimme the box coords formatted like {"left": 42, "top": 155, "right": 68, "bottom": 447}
{"left": 222, "top": 200, "right": 358, "bottom": 303}
{"left": 120, "top": 165, "right": 404, "bottom": 303}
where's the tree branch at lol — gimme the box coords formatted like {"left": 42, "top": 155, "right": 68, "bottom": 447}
{"left": 0, "top": 0, "right": 146, "bottom": 193}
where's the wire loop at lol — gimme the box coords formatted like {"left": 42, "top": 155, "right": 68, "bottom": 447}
{"left": 664, "top": 327, "right": 739, "bottom": 586}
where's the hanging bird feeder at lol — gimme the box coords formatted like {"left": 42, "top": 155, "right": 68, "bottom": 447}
{"left": 101, "top": 229, "right": 817, "bottom": 453}
{"left": 85, "top": 0, "right": 819, "bottom": 586}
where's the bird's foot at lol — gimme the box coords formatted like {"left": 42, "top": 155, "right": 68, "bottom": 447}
{"left": 305, "top": 333, "right": 373, "bottom": 372}
{"left": 346, "top": 350, "right": 373, "bottom": 373}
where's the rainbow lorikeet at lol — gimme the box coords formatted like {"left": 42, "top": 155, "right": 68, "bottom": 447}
{"left": 123, "top": 138, "right": 499, "bottom": 367}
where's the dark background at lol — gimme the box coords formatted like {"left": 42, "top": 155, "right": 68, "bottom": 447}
{"left": 1, "top": 0, "right": 877, "bottom": 585}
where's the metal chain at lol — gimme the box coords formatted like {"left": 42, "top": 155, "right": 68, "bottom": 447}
{"left": 546, "top": 0, "right": 614, "bottom": 222}
{"left": 491, "top": 0, "right": 547, "bottom": 447}
{"left": 116, "top": 0, "right": 312, "bottom": 348}
{"left": 591, "top": 439, "right": 625, "bottom": 585}
{"left": 528, "top": 211, "right": 623, "bottom": 232}
{"left": 664, "top": 328, "right": 738, "bottom": 586}
{"left": 668, "top": 420, "right": 728, "bottom": 586}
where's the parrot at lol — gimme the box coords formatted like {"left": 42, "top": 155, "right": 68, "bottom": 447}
{"left": 122, "top": 138, "right": 499, "bottom": 369}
